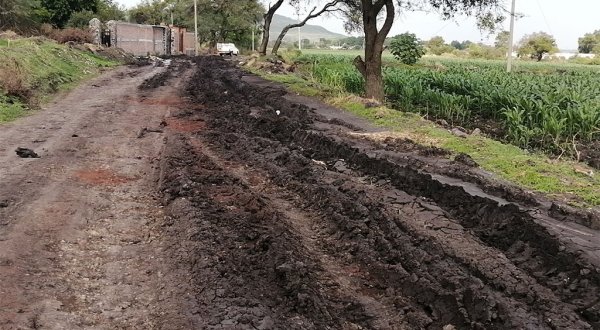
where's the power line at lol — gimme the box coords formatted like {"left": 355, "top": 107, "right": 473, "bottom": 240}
{"left": 535, "top": 0, "right": 553, "bottom": 35}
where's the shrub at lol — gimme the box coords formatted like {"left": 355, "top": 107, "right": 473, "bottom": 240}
{"left": 0, "top": 61, "right": 31, "bottom": 101}
{"left": 44, "top": 27, "right": 92, "bottom": 44}
{"left": 281, "top": 49, "right": 302, "bottom": 63}
{"left": 389, "top": 33, "right": 425, "bottom": 65}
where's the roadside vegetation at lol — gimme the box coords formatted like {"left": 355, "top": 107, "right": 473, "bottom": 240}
{"left": 246, "top": 53, "right": 600, "bottom": 207}
{"left": 0, "top": 37, "right": 117, "bottom": 122}
{"left": 298, "top": 54, "right": 600, "bottom": 156}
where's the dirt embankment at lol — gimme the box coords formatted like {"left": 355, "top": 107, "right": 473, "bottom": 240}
{"left": 157, "top": 56, "right": 600, "bottom": 329}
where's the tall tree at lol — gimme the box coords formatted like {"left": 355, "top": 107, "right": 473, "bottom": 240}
{"left": 340, "top": 0, "right": 504, "bottom": 101}
{"left": 426, "top": 36, "right": 453, "bottom": 55}
{"left": 40, "top": 0, "right": 97, "bottom": 27}
{"left": 271, "top": 0, "right": 340, "bottom": 55}
{"left": 67, "top": 0, "right": 125, "bottom": 28}
{"left": 194, "top": 0, "right": 263, "bottom": 47}
{"left": 517, "top": 32, "right": 558, "bottom": 61}
{"left": 128, "top": 0, "right": 166, "bottom": 25}
{"left": 578, "top": 30, "right": 600, "bottom": 54}
{"left": 494, "top": 30, "right": 510, "bottom": 51}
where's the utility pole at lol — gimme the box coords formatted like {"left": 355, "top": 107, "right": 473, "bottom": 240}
{"left": 194, "top": 0, "right": 198, "bottom": 56}
{"left": 506, "top": 0, "right": 516, "bottom": 72}
{"left": 252, "top": 25, "right": 255, "bottom": 52}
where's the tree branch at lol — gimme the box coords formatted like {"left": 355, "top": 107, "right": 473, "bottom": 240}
{"left": 271, "top": 0, "right": 342, "bottom": 54}
{"left": 373, "top": 0, "right": 388, "bottom": 13}
{"left": 291, "top": 0, "right": 341, "bottom": 29}
{"left": 265, "top": 0, "right": 284, "bottom": 18}
{"left": 353, "top": 55, "right": 366, "bottom": 77}
{"left": 374, "top": 0, "right": 394, "bottom": 51}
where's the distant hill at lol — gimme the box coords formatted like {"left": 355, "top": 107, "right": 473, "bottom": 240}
{"left": 269, "top": 14, "right": 346, "bottom": 43}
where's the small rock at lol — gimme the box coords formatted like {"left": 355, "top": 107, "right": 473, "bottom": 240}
{"left": 580, "top": 268, "right": 591, "bottom": 276}
{"left": 71, "top": 134, "right": 79, "bottom": 137}
{"left": 436, "top": 119, "right": 449, "bottom": 126}
{"left": 471, "top": 128, "right": 482, "bottom": 136}
{"left": 451, "top": 128, "right": 469, "bottom": 138}
{"left": 15, "top": 147, "right": 40, "bottom": 158}
{"left": 364, "top": 100, "right": 381, "bottom": 108}
{"left": 454, "top": 153, "right": 479, "bottom": 167}
{"left": 0, "top": 200, "right": 9, "bottom": 208}
{"left": 443, "top": 325, "right": 457, "bottom": 330}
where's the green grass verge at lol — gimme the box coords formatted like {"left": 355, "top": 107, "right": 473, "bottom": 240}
{"left": 0, "top": 37, "right": 118, "bottom": 123}
{"left": 248, "top": 67, "right": 600, "bottom": 207}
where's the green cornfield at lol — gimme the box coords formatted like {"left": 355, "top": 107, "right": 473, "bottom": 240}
{"left": 296, "top": 54, "right": 600, "bottom": 153}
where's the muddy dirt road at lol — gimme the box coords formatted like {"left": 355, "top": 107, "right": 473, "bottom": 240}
{"left": 1, "top": 57, "right": 600, "bottom": 329}
{"left": 0, "top": 62, "right": 199, "bottom": 329}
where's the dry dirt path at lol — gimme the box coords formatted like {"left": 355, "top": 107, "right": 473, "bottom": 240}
{"left": 0, "top": 61, "right": 200, "bottom": 329}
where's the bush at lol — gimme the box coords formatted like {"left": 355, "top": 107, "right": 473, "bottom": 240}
{"left": 47, "top": 28, "right": 93, "bottom": 44}
{"left": 569, "top": 56, "right": 600, "bottom": 66}
{"left": 389, "top": 33, "right": 425, "bottom": 65}
{"left": 0, "top": 61, "right": 31, "bottom": 101}
{"left": 281, "top": 49, "right": 302, "bottom": 63}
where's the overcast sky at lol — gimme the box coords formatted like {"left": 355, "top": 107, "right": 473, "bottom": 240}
{"left": 113, "top": 0, "right": 598, "bottom": 50}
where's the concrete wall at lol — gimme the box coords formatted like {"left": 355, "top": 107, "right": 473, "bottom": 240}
{"left": 93, "top": 19, "right": 195, "bottom": 56}
{"left": 170, "top": 27, "right": 196, "bottom": 56}
{"left": 106, "top": 21, "right": 168, "bottom": 56}
{"left": 182, "top": 32, "right": 196, "bottom": 56}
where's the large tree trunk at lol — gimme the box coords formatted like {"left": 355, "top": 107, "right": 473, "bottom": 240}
{"left": 259, "top": 0, "right": 284, "bottom": 55}
{"left": 271, "top": 26, "right": 292, "bottom": 55}
{"left": 354, "top": 0, "right": 394, "bottom": 101}
{"left": 536, "top": 52, "right": 543, "bottom": 61}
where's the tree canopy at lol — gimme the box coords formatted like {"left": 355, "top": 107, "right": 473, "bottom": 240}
{"left": 578, "top": 30, "right": 600, "bottom": 54}
{"left": 127, "top": 0, "right": 263, "bottom": 47}
{"left": 0, "top": 0, "right": 126, "bottom": 31}
{"left": 517, "top": 32, "right": 558, "bottom": 61}
{"left": 450, "top": 40, "right": 472, "bottom": 50}
{"left": 0, "top": 0, "right": 45, "bottom": 32}
{"left": 40, "top": 0, "right": 97, "bottom": 28}
{"left": 389, "top": 32, "right": 424, "bottom": 65}
{"left": 494, "top": 30, "right": 510, "bottom": 51}
{"left": 426, "top": 36, "right": 454, "bottom": 55}
{"left": 67, "top": 1, "right": 125, "bottom": 28}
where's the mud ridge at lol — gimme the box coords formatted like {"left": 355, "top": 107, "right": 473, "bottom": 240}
{"left": 158, "top": 134, "right": 376, "bottom": 329}
{"left": 162, "top": 56, "right": 600, "bottom": 328}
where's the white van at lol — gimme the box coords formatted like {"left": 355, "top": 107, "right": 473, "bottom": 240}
{"left": 217, "top": 43, "right": 239, "bottom": 56}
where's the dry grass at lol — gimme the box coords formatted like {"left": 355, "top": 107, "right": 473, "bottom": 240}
{"left": 42, "top": 26, "right": 92, "bottom": 44}
{"left": 0, "top": 60, "right": 30, "bottom": 101}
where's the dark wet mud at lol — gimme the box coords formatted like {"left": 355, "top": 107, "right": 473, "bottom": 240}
{"left": 159, "top": 56, "right": 600, "bottom": 329}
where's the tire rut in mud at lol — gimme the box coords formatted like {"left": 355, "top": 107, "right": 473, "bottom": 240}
{"left": 161, "top": 56, "right": 600, "bottom": 329}
{"left": 159, "top": 135, "right": 376, "bottom": 329}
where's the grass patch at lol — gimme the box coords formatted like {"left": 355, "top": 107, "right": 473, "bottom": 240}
{"left": 248, "top": 66, "right": 600, "bottom": 207}
{"left": 0, "top": 37, "right": 118, "bottom": 123}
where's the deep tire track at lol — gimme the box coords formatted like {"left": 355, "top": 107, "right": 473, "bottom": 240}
{"left": 159, "top": 56, "right": 600, "bottom": 329}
